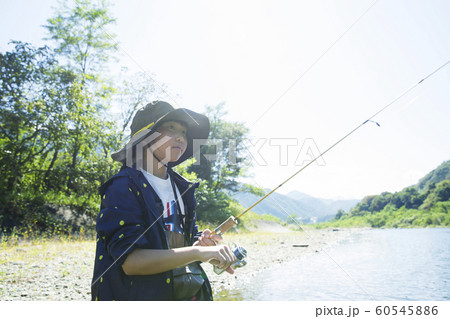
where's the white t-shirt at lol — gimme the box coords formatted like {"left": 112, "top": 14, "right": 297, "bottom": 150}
{"left": 140, "top": 169, "right": 185, "bottom": 234}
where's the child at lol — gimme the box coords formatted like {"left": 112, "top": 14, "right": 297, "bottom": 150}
{"left": 91, "top": 101, "right": 236, "bottom": 301}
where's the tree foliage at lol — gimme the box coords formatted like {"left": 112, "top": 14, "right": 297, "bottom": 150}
{"left": 176, "top": 103, "right": 253, "bottom": 224}
{"left": 0, "top": 1, "right": 259, "bottom": 234}
{"left": 318, "top": 161, "right": 450, "bottom": 229}
{"left": 416, "top": 160, "right": 450, "bottom": 192}
{"left": 0, "top": 0, "right": 122, "bottom": 233}
{"left": 188, "top": 103, "right": 250, "bottom": 192}
{"left": 44, "top": 0, "right": 117, "bottom": 75}
{"left": 1, "top": 42, "right": 69, "bottom": 210}
{"left": 115, "top": 71, "right": 169, "bottom": 135}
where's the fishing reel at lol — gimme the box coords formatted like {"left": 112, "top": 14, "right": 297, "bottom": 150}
{"left": 213, "top": 243, "right": 247, "bottom": 275}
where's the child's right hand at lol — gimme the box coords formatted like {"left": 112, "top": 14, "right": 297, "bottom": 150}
{"left": 194, "top": 229, "right": 222, "bottom": 246}
{"left": 197, "top": 245, "right": 236, "bottom": 274}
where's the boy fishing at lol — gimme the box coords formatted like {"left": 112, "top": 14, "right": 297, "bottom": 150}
{"left": 91, "top": 101, "right": 236, "bottom": 301}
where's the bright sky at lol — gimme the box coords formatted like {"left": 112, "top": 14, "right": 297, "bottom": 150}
{"left": 1, "top": 0, "right": 449, "bottom": 200}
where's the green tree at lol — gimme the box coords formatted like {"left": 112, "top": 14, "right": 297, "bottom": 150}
{"left": 189, "top": 103, "right": 250, "bottom": 191}
{"left": 350, "top": 195, "right": 375, "bottom": 215}
{"left": 434, "top": 180, "right": 450, "bottom": 202}
{"left": 334, "top": 209, "right": 345, "bottom": 220}
{"left": 43, "top": 0, "right": 120, "bottom": 191}
{"left": 421, "top": 180, "right": 450, "bottom": 210}
{"left": 184, "top": 103, "right": 251, "bottom": 224}
{"left": 44, "top": 0, "right": 117, "bottom": 76}
{"left": 399, "top": 187, "right": 423, "bottom": 209}
{"left": 0, "top": 42, "right": 70, "bottom": 215}
{"left": 416, "top": 160, "right": 450, "bottom": 192}
{"left": 1, "top": 0, "right": 122, "bottom": 232}
{"left": 370, "top": 192, "right": 391, "bottom": 212}
{"left": 116, "top": 71, "right": 169, "bottom": 135}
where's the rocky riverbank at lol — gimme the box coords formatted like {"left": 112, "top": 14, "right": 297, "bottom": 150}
{"left": 0, "top": 240, "right": 95, "bottom": 300}
{"left": 0, "top": 226, "right": 360, "bottom": 301}
{"left": 203, "top": 226, "right": 360, "bottom": 300}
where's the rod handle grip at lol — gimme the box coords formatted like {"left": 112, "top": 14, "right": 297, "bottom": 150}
{"left": 212, "top": 216, "right": 238, "bottom": 235}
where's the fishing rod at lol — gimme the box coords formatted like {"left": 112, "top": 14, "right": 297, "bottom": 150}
{"left": 212, "top": 60, "right": 450, "bottom": 236}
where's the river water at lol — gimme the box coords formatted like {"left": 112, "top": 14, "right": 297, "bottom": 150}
{"left": 235, "top": 228, "right": 450, "bottom": 301}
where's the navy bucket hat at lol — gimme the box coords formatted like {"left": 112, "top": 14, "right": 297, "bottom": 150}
{"left": 111, "top": 101, "right": 210, "bottom": 167}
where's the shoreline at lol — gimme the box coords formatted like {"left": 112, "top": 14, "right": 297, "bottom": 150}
{"left": 204, "top": 227, "right": 363, "bottom": 300}
{"left": 0, "top": 227, "right": 364, "bottom": 300}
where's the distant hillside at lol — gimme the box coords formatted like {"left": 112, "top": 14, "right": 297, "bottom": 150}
{"left": 318, "top": 160, "right": 450, "bottom": 228}
{"left": 286, "top": 191, "right": 359, "bottom": 216}
{"left": 232, "top": 190, "right": 359, "bottom": 224}
{"left": 416, "top": 160, "right": 450, "bottom": 192}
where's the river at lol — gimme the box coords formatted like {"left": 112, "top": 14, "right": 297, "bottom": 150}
{"left": 226, "top": 228, "right": 450, "bottom": 300}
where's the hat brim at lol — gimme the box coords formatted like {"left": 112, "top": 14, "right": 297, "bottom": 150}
{"left": 111, "top": 108, "right": 210, "bottom": 167}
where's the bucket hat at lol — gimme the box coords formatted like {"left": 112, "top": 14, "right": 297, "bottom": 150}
{"left": 111, "top": 101, "right": 210, "bottom": 167}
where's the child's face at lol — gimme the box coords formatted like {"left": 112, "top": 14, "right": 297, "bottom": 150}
{"left": 149, "top": 121, "right": 188, "bottom": 164}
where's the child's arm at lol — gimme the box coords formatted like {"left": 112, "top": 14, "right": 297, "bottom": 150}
{"left": 121, "top": 244, "right": 235, "bottom": 276}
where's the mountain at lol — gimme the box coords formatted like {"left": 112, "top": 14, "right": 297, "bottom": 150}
{"left": 416, "top": 160, "right": 450, "bottom": 192}
{"left": 231, "top": 190, "right": 359, "bottom": 224}
{"left": 327, "top": 160, "right": 450, "bottom": 228}
{"left": 286, "top": 191, "right": 360, "bottom": 215}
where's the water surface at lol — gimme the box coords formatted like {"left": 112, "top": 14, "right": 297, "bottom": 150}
{"left": 224, "top": 228, "right": 450, "bottom": 300}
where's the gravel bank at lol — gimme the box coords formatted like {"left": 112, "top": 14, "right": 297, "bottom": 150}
{"left": 0, "top": 227, "right": 360, "bottom": 301}
{"left": 0, "top": 240, "right": 95, "bottom": 301}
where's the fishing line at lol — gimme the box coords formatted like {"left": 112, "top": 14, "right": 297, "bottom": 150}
{"left": 251, "top": 0, "right": 379, "bottom": 126}
{"left": 91, "top": 171, "right": 197, "bottom": 287}
{"left": 213, "top": 59, "right": 450, "bottom": 235}
{"left": 247, "top": 175, "right": 377, "bottom": 301}
{"left": 79, "top": 0, "right": 200, "bottom": 126}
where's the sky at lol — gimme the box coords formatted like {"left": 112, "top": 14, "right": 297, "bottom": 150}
{"left": 1, "top": 0, "right": 449, "bottom": 200}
